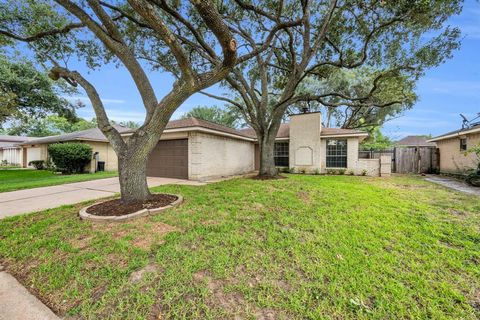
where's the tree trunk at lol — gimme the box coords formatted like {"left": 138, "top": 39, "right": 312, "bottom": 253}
{"left": 258, "top": 132, "right": 278, "bottom": 177}
{"left": 118, "top": 153, "right": 151, "bottom": 203}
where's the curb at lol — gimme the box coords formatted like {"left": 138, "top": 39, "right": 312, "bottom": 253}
{"left": 79, "top": 194, "right": 183, "bottom": 222}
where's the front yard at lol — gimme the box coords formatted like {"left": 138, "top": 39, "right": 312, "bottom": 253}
{"left": 0, "top": 175, "right": 479, "bottom": 319}
{"left": 0, "top": 169, "right": 118, "bottom": 193}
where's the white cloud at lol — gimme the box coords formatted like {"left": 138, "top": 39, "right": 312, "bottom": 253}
{"left": 419, "top": 78, "right": 480, "bottom": 97}
{"left": 78, "top": 108, "right": 146, "bottom": 123}
{"left": 62, "top": 95, "right": 126, "bottom": 105}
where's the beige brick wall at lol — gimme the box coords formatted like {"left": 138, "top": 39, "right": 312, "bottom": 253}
{"left": 436, "top": 133, "right": 480, "bottom": 174}
{"left": 188, "top": 132, "right": 254, "bottom": 181}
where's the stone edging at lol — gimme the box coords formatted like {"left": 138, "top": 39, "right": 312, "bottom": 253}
{"left": 79, "top": 194, "right": 183, "bottom": 222}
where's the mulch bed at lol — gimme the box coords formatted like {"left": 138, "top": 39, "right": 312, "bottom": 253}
{"left": 251, "top": 174, "right": 287, "bottom": 180}
{"left": 86, "top": 194, "right": 178, "bottom": 216}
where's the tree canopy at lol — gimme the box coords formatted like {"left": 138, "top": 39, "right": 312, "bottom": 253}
{"left": 181, "top": 105, "right": 242, "bottom": 128}
{"left": 0, "top": 54, "right": 77, "bottom": 129}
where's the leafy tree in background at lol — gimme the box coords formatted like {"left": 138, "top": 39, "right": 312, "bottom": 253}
{"left": 0, "top": 0, "right": 239, "bottom": 203}
{"left": 0, "top": 55, "right": 78, "bottom": 129}
{"left": 181, "top": 106, "right": 242, "bottom": 129}
{"left": 3, "top": 115, "right": 97, "bottom": 137}
{"left": 290, "top": 68, "right": 417, "bottom": 129}
{"left": 360, "top": 127, "right": 393, "bottom": 151}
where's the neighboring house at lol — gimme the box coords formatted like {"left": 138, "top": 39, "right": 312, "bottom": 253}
{"left": 0, "top": 135, "right": 35, "bottom": 165}
{"left": 19, "top": 126, "right": 131, "bottom": 171}
{"left": 17, "top": 112, "right": 391, "bottom": 179}
{"left": 395, "top": 135, "right": 436, "bottom": 147}
{"left": 429, "top": 124, "right": 480, "bottom": 174}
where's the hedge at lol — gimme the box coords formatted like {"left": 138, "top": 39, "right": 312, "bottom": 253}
{"left": 48, "top": 143, "right": 92, "bottom": 174}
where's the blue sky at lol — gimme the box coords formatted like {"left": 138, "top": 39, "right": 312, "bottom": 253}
{"left": 71, "top": 0, "right": 480, "bottom": 139}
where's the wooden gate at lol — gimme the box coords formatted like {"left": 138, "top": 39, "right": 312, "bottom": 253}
{"left": 394, "top": 147, "right": 439, "bottom": 174}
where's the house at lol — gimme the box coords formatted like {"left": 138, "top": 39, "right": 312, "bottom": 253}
{"left": 0, "top": 135, "right": 35, "bottom": 165}
{"left": 18, "top": 112, "right": 391, "bottom": 179}
{"left": 429, "top": 124, "right": 480, "bottom": 174}
{"left": 18, "top": 125, "right": 131, "bottom": 171}
{"left": 395, "top": 135, "right": 436, "bottom": 147}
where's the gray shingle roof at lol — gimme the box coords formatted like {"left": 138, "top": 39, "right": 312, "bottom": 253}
{"left": 239, "top": 123, "right": 367, "bottom": 139}
{"left": 429, "top": 124, "right": 480, "bottom": 142}
{"left": 19, "top": 125, "right": 130, "bottom": 145}
{"left": 395, "top": 135, "right": 436, "bottom": 147}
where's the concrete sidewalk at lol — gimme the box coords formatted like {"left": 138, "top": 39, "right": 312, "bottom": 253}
{"left": 0, "top": 269, "right": 59, "bottom": 320}
{"left": 425, "top": 175, "right": 480, "bottom": 196}
{"left": 0, "top": 177, "right": 204, "bottom": 219}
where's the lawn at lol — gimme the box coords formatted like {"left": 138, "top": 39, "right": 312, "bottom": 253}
{"left": 0, "top": 169, "right": 118, "bottom": 193}
{"left": 0, "top": 175, "right": 479, "bottom": 319}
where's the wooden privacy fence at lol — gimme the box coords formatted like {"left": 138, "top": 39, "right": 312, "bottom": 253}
{"left": 359, "top": 147, "right": 439, "bottom": 174}
{"left": 394, "top": 146, "right": 439, "bottom": 174}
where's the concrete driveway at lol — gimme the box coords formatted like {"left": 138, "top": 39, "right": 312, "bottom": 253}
{"left": 0, "top": 177, "right": 204, "bottom": 219}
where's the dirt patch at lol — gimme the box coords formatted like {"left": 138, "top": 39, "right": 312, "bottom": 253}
{"left": 296, "top": 190, "right": 310, "bottom": 202}
{"left": 193, "top": 271, "right": 246, "bottom": 312}
{"left": 86, "top": 194, "right": 178, "bottom": 216}
{"left": 129, "top": 264, "right": 160, "bottom": 283}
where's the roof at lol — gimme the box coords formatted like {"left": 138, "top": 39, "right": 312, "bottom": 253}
{"left": 0, "top": 135, "right": 34, "bottom": 142}
{"left": 429, "top": 124, "right": 480, "bottom": 142}
{"left": 19, "top": 125, "right": 131, "bottom": 145}
{"left": 395, "top": 135, "right": 436, "bottom": 147}
{"left": 239, "top": 123, "right": 367, "bottom": 139}
{"left": 0, "top": 135, "right": 36, "bottom": 149}
{"left": 163, "top": 118, "right": 254, "bottom": 138}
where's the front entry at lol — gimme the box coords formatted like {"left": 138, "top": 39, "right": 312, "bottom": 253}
{"left": 146, "top": 139, "right": 188, "bottom": 179}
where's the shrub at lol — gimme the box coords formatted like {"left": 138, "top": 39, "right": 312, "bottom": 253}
{"left": 465, "top": 170, "right": 480, "bottom": 187}
{"left": 28, "top": 160, "right": 45, "bottom": 170}
{"left": 314, "top": 169, "right": 320, "bottom": 175}
{"left": 338, "top": 169, "right": 346, "bottom": 175}
{"left": 361, "top": 169, "right": 368, "bottom": 176}
{"left": 48, "top": 143, "right": 92, "bottom": 174}
{"left": 347, "top": 170, "right": 355, "bottom": 176}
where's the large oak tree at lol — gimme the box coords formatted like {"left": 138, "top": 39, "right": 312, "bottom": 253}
{"left": 0, "top": 0, "right": 242, "bottom": 202}
{"left": 198, "top": 0, "right": 462, "bottom": 177}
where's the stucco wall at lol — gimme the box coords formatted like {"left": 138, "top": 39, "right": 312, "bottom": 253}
{"left": 289, "top": 112, "right": 322, "bottom": 173}
{"left": 436, "top": 133, "right": 480, "bottom": 174}
{"left": 79, "top": 140, "right": 118, "bottom": 172}
{"left": 188, "top": 132, "right": 254, "bottom": 181}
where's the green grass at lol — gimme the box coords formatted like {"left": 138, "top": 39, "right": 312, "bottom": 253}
{"left": 0, "top": 175, "right": 479, "bottom": 319}
{"left": 0, "top": 169, "right": 118, "bottom": 192}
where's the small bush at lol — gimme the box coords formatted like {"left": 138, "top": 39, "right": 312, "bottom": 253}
{"left": 361, "top": 169, "right": 368, "bottom": 176}
{"left": 48, "top": 143, "right": 92, "bottom": 174}
{"left": 28, "top": 160, "right": 45, "bottom": 170}
{"left": 314, "top": 169, "right": 320, "bottom": 175}
{"left": 338, "top": 169, "right": 346, "bottom": 175}
{"left": 347, "top": 170, "right": 355, "bottom": 176}
{"left": 465, "top": 170, "right": 480, "bottom": 187}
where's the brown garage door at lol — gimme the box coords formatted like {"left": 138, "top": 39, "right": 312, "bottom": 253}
{"left": 147, "top": 139, "right": 188, "bottom": 179}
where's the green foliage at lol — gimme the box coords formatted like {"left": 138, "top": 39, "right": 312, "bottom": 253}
{"left": 5, "top": 115, "right": 97, "bottom": 137}
{"left": 181, "top": 105, "right": 242, "bottom": 128}
{"left": 361, "top": 127, "right": 393, "bottom": 151}
{"left": 0, "top": 54, "right": 77, "bottom": 128}
{"left": 293, "top": 69, "right": 417, "bottom": 129}
{"left": 47, "top": 143, "right": 92, "bottom": 174}
{"left": 28, "top": 160, "right": 45, "bottom": 170}
{"left": 464, "top": 144, "right": 480, "bottom": 186}
{"left": 361, "top": 169, "right": 368, "bottom": 176}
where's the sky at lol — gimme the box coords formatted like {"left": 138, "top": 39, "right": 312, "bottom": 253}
{"left": 69, "top": 0, "right": 480, "bottom": 140}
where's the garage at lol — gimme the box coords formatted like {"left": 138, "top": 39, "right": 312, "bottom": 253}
{"left": 146, "top": 139, "right": 188, "bottom": 179}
